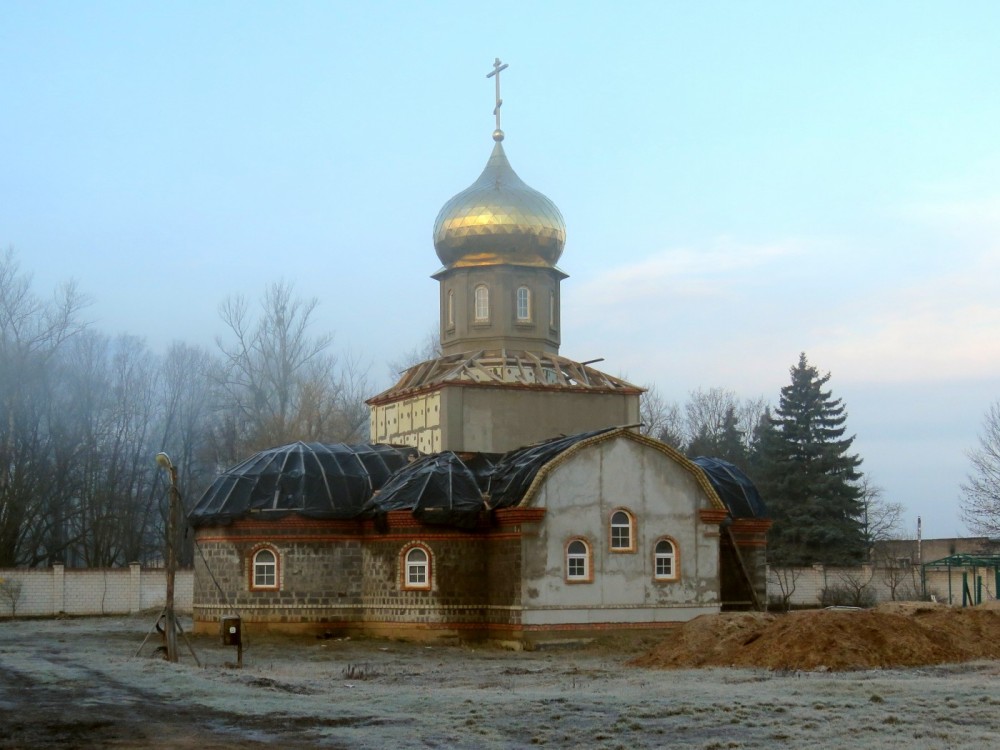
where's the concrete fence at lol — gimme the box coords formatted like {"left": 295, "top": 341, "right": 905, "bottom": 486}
{"left": 767, "top": 564, "right": 999, "bottom": 608}
{"left": 0, "top": 565, "right": 193, "bottom": 617}
{"left": 2, "top": 562, "right": 994, "bottom": 618}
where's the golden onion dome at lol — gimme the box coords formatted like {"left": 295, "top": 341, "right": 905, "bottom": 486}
{"left": 433, "top": 140, "right": 566, "bottom": 268}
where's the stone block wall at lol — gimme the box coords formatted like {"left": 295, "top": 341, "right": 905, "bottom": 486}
{"left": 191, "top": 510, "right": 538, "bottom": 639}
{"left": 193, "top": 524, "right": 366, "bottom": 628}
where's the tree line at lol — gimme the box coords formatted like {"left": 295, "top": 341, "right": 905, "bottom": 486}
{"left": 8, "top": 245, "right": 997, "bottom": 571}
{"left": 0, "top": 251, "right": 369, "bottom": 568}
{"left": 640, "top": 353, "right": 902, "bottom": 566}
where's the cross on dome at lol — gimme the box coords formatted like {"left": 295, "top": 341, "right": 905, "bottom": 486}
{"left": 486, "top": 57, "right": 508, "bottom": 141}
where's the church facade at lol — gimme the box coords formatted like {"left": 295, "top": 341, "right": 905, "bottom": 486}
{"left": 189, "top": 62, "right": 768, "bottom": 643}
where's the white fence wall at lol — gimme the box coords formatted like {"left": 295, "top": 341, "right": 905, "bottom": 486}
{"left": 4, "top": 563, "right": 994, "bottom": 618}
{"left": 767, "top": 564, "right": 999, "bottom": 608}
{"left": 0, "top": 565, "right": 193, "bottom": 617}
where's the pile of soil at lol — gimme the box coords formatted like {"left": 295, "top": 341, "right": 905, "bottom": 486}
{"left": 631, "top": 602, "right": 1000, "bottom": 671}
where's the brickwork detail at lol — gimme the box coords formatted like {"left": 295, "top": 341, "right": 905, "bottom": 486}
{"left": 191, "top": 511, "right": 537, "bottom": 635}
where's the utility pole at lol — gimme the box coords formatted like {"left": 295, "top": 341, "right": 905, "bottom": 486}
{"left": 156, "top": 452, "right": 180, "bottom": 663}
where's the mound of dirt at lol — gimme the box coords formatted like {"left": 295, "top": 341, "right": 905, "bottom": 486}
{"left": 631, "top": 603, "right": 1000, "bottom": 671}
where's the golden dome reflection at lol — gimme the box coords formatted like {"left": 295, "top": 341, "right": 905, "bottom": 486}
{"left": 433, "top": 141, "right": 566, "bottom": 268}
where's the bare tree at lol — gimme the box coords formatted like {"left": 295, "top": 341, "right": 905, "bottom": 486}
{"left": 768, "top": 566, "right": 801, "bottom": 612}
{"left": 387, "top": 326, "right": 441, "bottom": 382}
{"left": 59, "top": 333, "right": 161, "bottom": 567}
{"left": 213, "top": 282, "right": 370, "bottom": 465}
{"left": 874, "top": 553, "right": 921, "bottom": 601}
{"left": 0, "top": 250, "right": 88, "bottom": 566}
{"left": 0, "top": 577, "right": 23, "bottom": 617}
{"left": 961, "top": 400, "right": 1000, "bottom": 535}
{"left": 639, "top": 384, "right": 684, "bottom": 448}
{"left": 857, "top": 476, "right": 903, "bottom": 558}
{"left": 822, "top": 567, "right": 876, "bottom": 608}
{"left": 683, "top": 387, "right": 740, "bottom": 446}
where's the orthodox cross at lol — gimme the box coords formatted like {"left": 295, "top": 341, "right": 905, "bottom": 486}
{"left": 486, "top": 57, "right": 508, "bottom": 138}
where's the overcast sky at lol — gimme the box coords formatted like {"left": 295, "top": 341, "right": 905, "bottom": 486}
{"left": 3, "top": 1, "right": 998, "bottom": 540}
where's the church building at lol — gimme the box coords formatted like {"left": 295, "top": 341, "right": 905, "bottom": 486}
{"left": 189, "top": 61, "right": 769, "bottom": 644}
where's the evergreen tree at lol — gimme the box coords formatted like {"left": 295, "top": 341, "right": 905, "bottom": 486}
{"left": 686, "top": 405, "right": 748, "bottom": 470}
{"left": 756, "top": 353, "right": 865, "bottom": 565}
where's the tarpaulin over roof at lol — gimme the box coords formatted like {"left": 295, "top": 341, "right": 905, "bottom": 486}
{"left": 691, "top": 456, "right": 766, "bottom": 519}
{"left": 487, "top": 427, "right": 616, "bottom": 509}
{"left": 189, "top": 442, "right": 419, "bottom": 527}
{"left": 363, "top": 452, "right": 486, "bottom": 527}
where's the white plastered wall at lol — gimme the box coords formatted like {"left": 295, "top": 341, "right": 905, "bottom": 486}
{"left": 520, "top": 436, "right": 721, "bottom": 626}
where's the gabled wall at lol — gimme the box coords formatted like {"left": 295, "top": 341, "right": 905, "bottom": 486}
{"left": 521, "top": 435, "right": 723, "bottom": 627}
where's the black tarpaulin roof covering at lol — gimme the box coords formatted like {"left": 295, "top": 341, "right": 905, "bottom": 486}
{"left": 487, "top": 427, "right": 616, "bottom": 509}
{"left": 363, "top": 452, "right": 486, "bottom": 526}
{"left": 189, "top": 441, "right": 419, "bottom": 527}
{"left": 691, "top": 456, "right": 767, "bottom": 519}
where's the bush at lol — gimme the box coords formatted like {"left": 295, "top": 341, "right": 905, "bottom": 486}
{"left": 0, "top": 578, "right": 24, "bottom": 617}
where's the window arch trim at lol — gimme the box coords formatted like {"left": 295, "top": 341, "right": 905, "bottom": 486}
{"left": 400, "top": 542, "right": 433, "bottom": 591}
{"left": 652, "top": 536, "right": 680, "bottom": 582}
{"left": 249, "top": 544, "right": 280, "bottom": 591}
{"left": 609, "top": 508, "right": 637, "bottom": 553}
{"left": 564, "top": 537, "right": 593, "bottom": 584}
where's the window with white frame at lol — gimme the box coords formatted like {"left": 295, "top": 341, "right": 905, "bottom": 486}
{"left": 654, "top": 539, "right": 677, "bottom": 580}
{"left": 403, "top": 545, "right": 431, "bottom": 590}
{"left": 474, "top": 285, "right": 489, "bottom": 322}
{"left": 565, "top": 539, "right": 591, "bottom": 582}
{"left": 252, "top": 548, "right": 278, "bottom": 589}
{"left": 610, "top": 510, "right": 636, "bottom": 552}
{"left": 447, "top": 289, "right": 455, "bottom": 328}
{"left": 516, "top": 286, "right": 531, "bottom": 321}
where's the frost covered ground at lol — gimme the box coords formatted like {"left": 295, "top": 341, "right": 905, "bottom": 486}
{"left": 1, "top": 615, "right": 998, "bottom": 749}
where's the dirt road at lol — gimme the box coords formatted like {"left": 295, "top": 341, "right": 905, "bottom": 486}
{"left": 1, "top": 615, "right": 998, "bottom": 749}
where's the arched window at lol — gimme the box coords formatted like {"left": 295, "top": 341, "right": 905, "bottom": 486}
{"left": 654, "top": 539, "right": 678, "bottom": 581}
{"left": 447, "top": 289, "right": 455, "bottom": 328}
{"left": 516, "top": 286, "right": 531, "bottom": 321}
{"left": 549, "top": 291, "right": 557, "bottom": 330}
{"left": 610, "top": 510, "right": 636, "bottom": 552}
{"left": 474, "top": 285, "right": 489, "bottom": 322}
{"left": 251, "top": 548, "right": 278, "bottom": 590}
{"left": 402, "top": 544, "right": 432, "bottom": 590}
{"left": 565, "top": 538, "right": 592, "bottom": 583}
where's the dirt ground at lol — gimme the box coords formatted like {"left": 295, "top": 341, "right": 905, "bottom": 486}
{"left": 633, "top": 601, "right": 1000, "bottom": 671}
{"left": 1, "top": 607, "right": 999, "bottom": 749}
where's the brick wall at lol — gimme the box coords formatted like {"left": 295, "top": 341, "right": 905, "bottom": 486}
{"left": 0, "top": 564, "right": 193, "bottom": 617}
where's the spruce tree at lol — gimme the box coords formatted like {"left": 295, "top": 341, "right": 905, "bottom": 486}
{"left": 686, "top": 405, "right": 748, "bottom": 471}
{"left": 756, "top": 353, "right": 865, "bottom": 565}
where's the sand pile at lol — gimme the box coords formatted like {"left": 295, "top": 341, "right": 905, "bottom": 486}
{"left": 631, "top": 602, "right": 1000, "bottom": 671}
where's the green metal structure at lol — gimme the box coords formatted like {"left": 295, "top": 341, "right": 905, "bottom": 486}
{"left": 921, "top": 554, "right": 1000, "bottom": 606}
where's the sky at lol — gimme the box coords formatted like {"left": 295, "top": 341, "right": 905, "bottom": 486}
{"left": 2, "top": 1, "right": 999, "bottom": 540}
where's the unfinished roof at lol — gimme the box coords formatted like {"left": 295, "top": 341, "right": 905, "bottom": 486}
{"left": 691, "top": 456, "right": 767, "bottom": 519}
{"left": 363, "top": 451, "right": 488, "bottom": 527}
{"left": 191, "top": 430, "right": 741, "bottom": 529}
{"left": 367, "top": 350, "right": 642, "bottom": 405}
{"left": 487, "top": 428, "right": 618, "bottom": 509}
{"left": 189, "top": 441, "right": 419, "bottom": 527}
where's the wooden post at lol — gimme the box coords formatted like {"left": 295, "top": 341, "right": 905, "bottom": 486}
{"left": 164, "top": 462, "right": 179, "bottom": 663}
